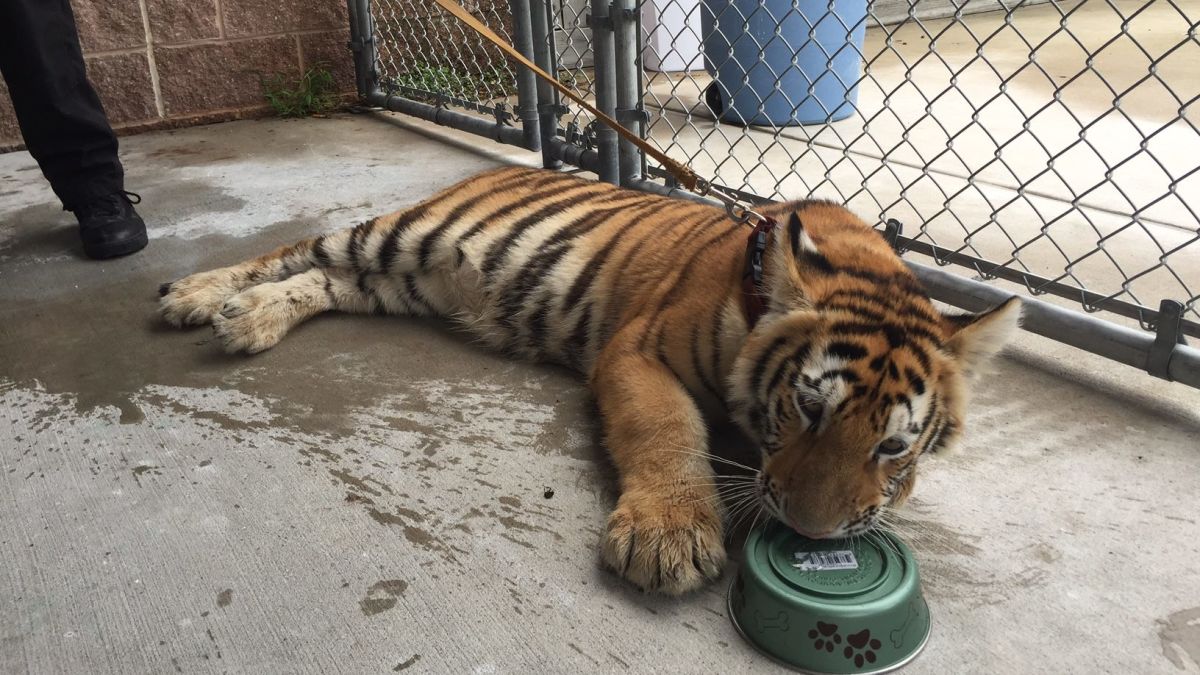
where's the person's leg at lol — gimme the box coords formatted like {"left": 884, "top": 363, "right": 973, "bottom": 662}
{"left": 0, "top": 0, "right": 147, "bottom": 259}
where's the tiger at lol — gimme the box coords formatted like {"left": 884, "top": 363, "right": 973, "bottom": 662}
{"left": 158, "top": 165, "right": 1020, "bottom": 595}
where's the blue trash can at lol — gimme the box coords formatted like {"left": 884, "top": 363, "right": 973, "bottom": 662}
{"left": 701, "top": 0, "right": 868, "bottom": 126}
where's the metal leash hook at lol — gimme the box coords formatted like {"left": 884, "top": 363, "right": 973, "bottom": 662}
{"left": 702, "top": 180, "right": 760, "bottom": 227}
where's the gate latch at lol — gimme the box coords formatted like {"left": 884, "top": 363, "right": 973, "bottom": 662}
{"left": 1147, "top": 299, "right": 1186, "bottom": 381}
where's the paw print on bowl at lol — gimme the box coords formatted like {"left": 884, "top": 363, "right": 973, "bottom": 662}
{"left": 806, "top": 621, "right": 841, "bottom": 652}
{"left": 843, "top": 629, "right": 882, "bottom": 667}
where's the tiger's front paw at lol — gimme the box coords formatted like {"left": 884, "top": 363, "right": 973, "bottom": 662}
{"left": 601, "top": 488, "right": 726, "bottom": 595}
{"left": 159, "top": 269, "right": 242, "bottom": 327}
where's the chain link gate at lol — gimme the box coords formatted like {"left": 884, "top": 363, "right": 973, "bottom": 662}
{"left": 345, "top": 0, "right": 1200, "bottom": 388}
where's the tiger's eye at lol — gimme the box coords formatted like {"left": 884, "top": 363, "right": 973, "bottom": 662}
{"left": 876, "top": 438, "right": 908, "bottom": 456}
{"left": 800, "top": 401, "right": 824, "bottom": 421}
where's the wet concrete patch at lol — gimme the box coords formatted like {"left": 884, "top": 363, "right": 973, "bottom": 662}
{"left": 1159, "top": 607, "right": 1200, "bottom": 671}
{"left": 360, "top": 579, "right": 409, "bottom": 616}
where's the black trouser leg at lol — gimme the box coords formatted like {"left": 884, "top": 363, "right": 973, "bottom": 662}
{"left": 0, "top": 0, "right": 124, "bottom": 210}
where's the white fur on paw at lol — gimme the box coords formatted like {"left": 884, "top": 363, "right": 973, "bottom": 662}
{"left": 159, "top": 270, "right": 243, "bottom": 327}
{"left": 210, "top": 286, "right": 295, "bottom": 354}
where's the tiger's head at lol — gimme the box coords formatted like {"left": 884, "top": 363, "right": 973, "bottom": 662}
{"left": 727, "top": 203, "right": 1021, "bottom": 538}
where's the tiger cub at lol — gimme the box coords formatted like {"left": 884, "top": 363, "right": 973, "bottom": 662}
{"left": 159, "top": 166, "right": 1020, "bottom": 594}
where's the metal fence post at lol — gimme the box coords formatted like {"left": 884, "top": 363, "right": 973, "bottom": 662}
{"left": 529, "top": 0, "right": 563, "bottom": 169}
{"left": 612, "top": 0, "right": 644, "bottom": 186}
{"left": 589, "top": 0, "right": 620, "bottom": 184}
{"left": 508, "top": 0, "right": 542, "bottom": 151}
{"left": 345, "top": 0, "right": 377, "bottom": 99}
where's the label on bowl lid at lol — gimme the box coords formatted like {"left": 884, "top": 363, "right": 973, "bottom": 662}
{"left": 793, "top": 549, "right": 858, "bottom": 571}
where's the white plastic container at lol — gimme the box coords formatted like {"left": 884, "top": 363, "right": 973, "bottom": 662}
{"left": 641, "top": 0, "right": 703, "bottom": 72}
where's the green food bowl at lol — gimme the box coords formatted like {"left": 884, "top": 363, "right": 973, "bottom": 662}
{"left": 728, "top": 520, "right": 931, "bottom": 674}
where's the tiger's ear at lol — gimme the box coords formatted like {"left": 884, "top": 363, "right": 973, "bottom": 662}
{"left": 763, "top": 212, "right": 828, "bottom": 312}
{"left": 941, "top": 297, "right": 1023, "bottom": 376}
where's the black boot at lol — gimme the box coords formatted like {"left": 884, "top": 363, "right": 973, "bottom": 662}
{"left": 74, "top": 191, "right": 148, "bottom": 260}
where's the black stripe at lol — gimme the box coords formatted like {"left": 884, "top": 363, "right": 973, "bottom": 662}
{"left": 750, "top": 336, "right": 791, "bottom": 395}
{"left": 815, "top": 367, "right": 861, "bottom": 385}
{"left": 826, "top": 341, "right": 869, "bottom": 361}
{"left": 479, "top": 183, "right": 605, "bottom": 280}
{"left": 416, "top": 169, "right": 549, "bottom": 270}
{"left": 829, "top": 320, "right": 941, "bottom": 347}
{"left": 787, "top": 213, "right": 803, "bottom": 258}
{"left": 929, "top": 418, "right": 957, "bottom": 453}
{"left": 416, "top": 199, "right": 481, "bottom": 270}
{"left": 347, "top": 220, "right": 371, "bottom": 274}
{"left": 525, "top": 294, "right": 553, "bottom": 358}
{"left": 886, "top": 360, "right": 901, "bottom": 380}
{"left": 564, "top": 302, "right": 593, "bottom": 371}
{"left": 595, "top": 205, "right": 721, "bottom": 345}
{"left": 635, "top": 213, "right": 740, "bottom": 349}
{"left": 453, "top": 173, "right": 583, "bottom": 249}
{"left": 322, "top": 271, "right": 336, "bottom": 304}
{"left": 312, "top": 236, "right": 332, "bottom": 267}
{"left": 497, "top": 197, "right": 648, "bottom": 331}
{"left": 904, "top": 367, "right": 926, "bottom": 395}
{"left": 818, "top": 300, "right": 887, "bottom": 323}
{"left": 765, "top": 342, "right": 811, "bottom": 396}
{"left": 377, "top": 211, "right": 432, "bottom": 274}
{"left": 818, "top": 290, "right": 939, "bottom": 325}
{"left": 907, "top": 344, "right": 933, "bottom": 374}
{"left": 560, "top": 199, "right": 690, "bottom": 317}
{"left": 356, "top": 272, "right": 382, "bottom": 314}
{"left": 403, "top": 274, "right": 436, "bottom": 315}
{"left": 797, "top": 248, "right": 835, "bottom": 275}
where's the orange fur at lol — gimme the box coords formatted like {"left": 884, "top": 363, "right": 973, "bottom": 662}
{"left": 160, "top": 167, "right": 1021, "bottom": 594}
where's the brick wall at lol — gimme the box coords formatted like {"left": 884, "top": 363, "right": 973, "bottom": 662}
{"left": 0, "top": 0, "right": 356, "bottom": 150}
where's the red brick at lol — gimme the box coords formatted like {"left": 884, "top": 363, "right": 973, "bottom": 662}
{"left": 299, "top": 30, "right": 356, "bottom": 94}
{"left": 85, "top": 53, "right": 159, "bottom": 126}
{"left": 71, "top": 0, "right": 146, "bottom": 53}
{"left": 148, "top": 0, "right": 220, "bottom": 44}
{"left": 155, "top": 36, "right": 300, "bottom": 116}
{"left": 222, "top": 0, "right": 348, "bottom": 38}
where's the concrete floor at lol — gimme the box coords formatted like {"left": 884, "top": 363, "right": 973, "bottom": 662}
{"left": 2, "top": 114, "right": 1200, "bottom": 674}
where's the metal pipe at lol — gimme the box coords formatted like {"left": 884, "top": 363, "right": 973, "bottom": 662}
{"left": 345, "top": 0, "right": 377, "bottom": 99}
{"left": 589, "top": 0, "right": 620, "bottom": 184}
{"left": 908, "top": 264, "right": 1200, "bottom": 389}
{"left": 546, "top": 138, "right": 601, "bottom": 174}
{"left": 508, "top": 0, "right": 542, "bottom": 151}
{"left": 528, "top": 0, "right": 562, "bottom": 169}
{"left": 366, "top": 90, "right": 528, "bottom": 147}
{"left": 626, "top": 178, "right": 1200, "bottom": 389}
{"left": 613, "top": 0, "right": 643, "bottom": 186}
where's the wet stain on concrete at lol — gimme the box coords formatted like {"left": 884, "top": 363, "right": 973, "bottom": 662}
{"left": 131, "top": 464, "right": 162, "bottom": 487}
{"left": 568, "top": 643, "right": 600, "bottom": 666}
{"left": 217, "top": 589, "right": 233, "bottom": 608}
{"left": 393, "top": 654, "right": 422, "bottom": 671}
{"left": 359, "top": 579, "right": 409, "bottom": 616}
{"left": 1158, "top": 607, "right": 1200, "bottom": 670}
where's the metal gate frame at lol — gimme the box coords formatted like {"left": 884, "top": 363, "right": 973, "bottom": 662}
{"left": 344, "top": 0, "right": 1199, "bottom": 389}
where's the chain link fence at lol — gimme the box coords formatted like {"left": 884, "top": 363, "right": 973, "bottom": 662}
{"left": 346, "top": 0, "right": 1199, "bottom": 385}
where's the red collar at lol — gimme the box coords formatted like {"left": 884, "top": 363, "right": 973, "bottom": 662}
{"left": 740, "top": 216, "right": 778, "bottom": 328}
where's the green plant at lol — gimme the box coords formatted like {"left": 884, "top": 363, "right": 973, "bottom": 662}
{"left": 261, "top": 65, "right": 339, "bottom": 118}
{"left": 391, "top": 61, "right": 516, "bottom": 100}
